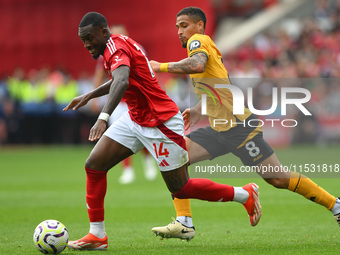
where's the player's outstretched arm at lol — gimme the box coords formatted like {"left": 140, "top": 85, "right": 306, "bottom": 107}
{"left": 63, "top": 94, "right": 91, "bottom": 112}
{"left": 150, "top": 52, "right": 208, "bottom": 74}
{"left": 63, "top": 79, "right": 113, "bottom": 111}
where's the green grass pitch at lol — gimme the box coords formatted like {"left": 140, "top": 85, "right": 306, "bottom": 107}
{"left": 0, "top": 145, "right": 339, "bottom": 254}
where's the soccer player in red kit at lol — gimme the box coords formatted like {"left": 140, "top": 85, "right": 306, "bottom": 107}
{"left": 64, "top": 12, "right": 262, "bottom": 250}
{"left": 92, "top": 24, "right": 158, "bottom": 184}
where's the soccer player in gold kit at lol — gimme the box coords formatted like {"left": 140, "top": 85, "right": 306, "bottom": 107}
{"left": 150, "top": 6, "right": 340, "bottom": 241}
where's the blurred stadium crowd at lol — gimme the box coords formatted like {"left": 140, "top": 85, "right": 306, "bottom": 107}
{"left": 1, "top": 0, "right": 340, "bottom": 146}
{"left": 0, "top": 67, "right": 98, "bottom": 144}
{"left": 226, "top": 0, "right": 340, "bottom": 79}
{"left": 223, "top": 0, "right": 340, "bottom": 146}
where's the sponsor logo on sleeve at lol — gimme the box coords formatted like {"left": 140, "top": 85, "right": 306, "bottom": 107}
{"left": 189, "top": 40, "right": 201, "bottom": 51}
{"left": 110, "top": 55, "right": 124, "bottom": 69}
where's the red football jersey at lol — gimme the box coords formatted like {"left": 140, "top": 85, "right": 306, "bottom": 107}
{"left": 103, "top": 34, "right": 179, "bottom": 127}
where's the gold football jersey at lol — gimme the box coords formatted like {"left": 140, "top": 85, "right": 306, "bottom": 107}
{"left": 187, "top": 33, "right": 254, "bottom": 132}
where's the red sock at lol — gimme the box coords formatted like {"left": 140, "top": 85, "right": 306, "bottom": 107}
{"left": 85, "top": 167, "right": 107, "bottom": 222}
{"left": 173, "top": 178, "right": 234, "bottom": 202}
{"left": 122, "top": 158, "right": 131, "bottom": 168}
{"left": 142, "top": 147, "right": 149, "bottom": 155}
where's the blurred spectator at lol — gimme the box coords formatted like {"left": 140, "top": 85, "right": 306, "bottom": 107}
{"left": 77, "top": 71, "right": 98, "bottom": 143}
{"left": 0, "top": 75, "right": 10, "bottom": 144}
{"left": 314, "top": 0, "right": 333, "bottom": 31}
{"left": 18, "top": 69, "right": 50, "bottom": 143}
{"left": 54, "top": 72, "right": 79, "bottom": 143}
{"left": 1, "top": 99, "right": 20, "bottom": 144}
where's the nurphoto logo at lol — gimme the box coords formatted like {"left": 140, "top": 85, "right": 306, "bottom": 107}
{"left": 201, "top": 84, "right": 311, "bottom": 128}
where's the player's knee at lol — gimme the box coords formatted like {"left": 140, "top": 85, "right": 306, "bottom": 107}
{"left": 85, "top": 157, "right": 95, "bottom": 170}
{"left": 85, "top": 156, "right": 103, "bottom": 171}
{"left": 166, "top": 183, "right": 183, "bottom": 194}
{"left": 163, "top": 177, "right": 186, "bottom": 194}
{"left": 161, "top": 167, "right": 189, "bottom": 194}
{"left": 266, "top": 178, "right": 289, "bottom": 189}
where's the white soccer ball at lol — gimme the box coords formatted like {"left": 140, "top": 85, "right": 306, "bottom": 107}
{"left": 33, "top": 220, "right": 69, "bottom": 254}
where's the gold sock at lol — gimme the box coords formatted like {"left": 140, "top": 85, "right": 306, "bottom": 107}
{"left": 173, "top": 197, "right": 192, "bottom": 217}
{"left": 288, "top": 172, "right": 336, "bottom": 210}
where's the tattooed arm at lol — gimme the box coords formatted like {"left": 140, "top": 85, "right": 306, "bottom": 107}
{"left": 150, "top": 52, "right": 208, "bottom": 74}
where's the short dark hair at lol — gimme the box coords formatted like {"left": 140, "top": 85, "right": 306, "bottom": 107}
{"left": 177, "top": 7, "right": 206, "bottom": 30}
{"left": 79, "top": 12, "right": 108, "bottom": 28}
